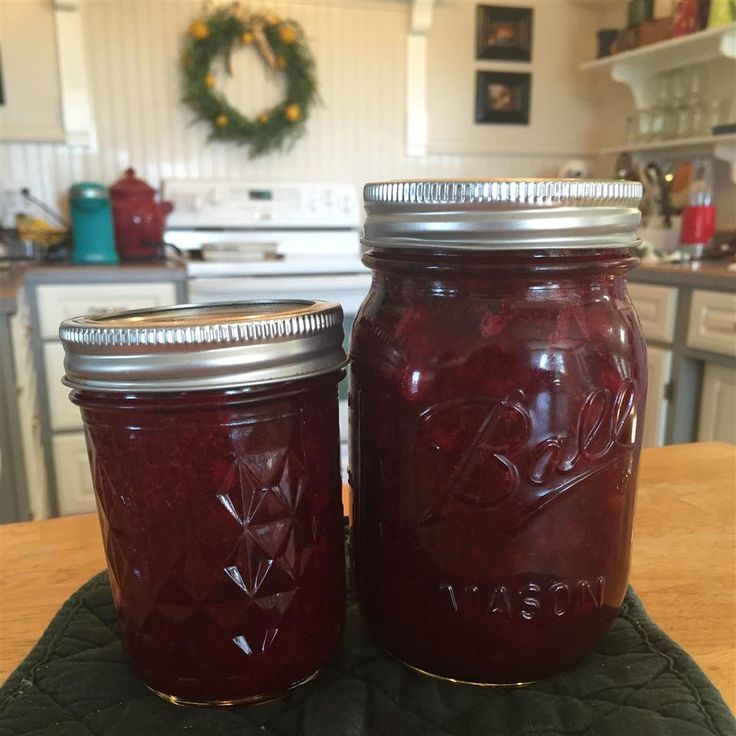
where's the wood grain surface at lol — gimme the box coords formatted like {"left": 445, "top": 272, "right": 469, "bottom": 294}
{"left": 1, "top": 443, "right": 734, "bottom": 711}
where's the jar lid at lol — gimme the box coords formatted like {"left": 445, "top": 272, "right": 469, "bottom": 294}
{"left": 59, "top": 300, "right": 346, "bottom": 392}
{"left": 70, "top": 182, "right": 110, "bottom": 200}
{"left": 362, "top": 179, "right": 643, "bottom": 250}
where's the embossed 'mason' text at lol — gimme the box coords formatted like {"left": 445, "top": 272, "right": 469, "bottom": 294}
{"left": 437, "top": 576, "right": 607, "bottom": 620}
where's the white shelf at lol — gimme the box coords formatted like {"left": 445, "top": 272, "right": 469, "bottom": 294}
{"left": 580, "top": 23, "right": 736, "bottom": 75}
{"left": 601, "top": 134, "right": 736, "bottom": 182}
{"left": 580, "top": 25, "right": 736, "bottom": 181}
{"left": 600, "top": 133, "right": 736, "bottom": 154}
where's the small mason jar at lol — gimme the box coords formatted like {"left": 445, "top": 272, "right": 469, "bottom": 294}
{"left": 60, "top": 301, "right": 347, "bottom": 705}
{"left": 350, "top": 180, "right": 647, "bottom": 685}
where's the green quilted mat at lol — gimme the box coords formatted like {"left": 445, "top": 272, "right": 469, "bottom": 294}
{"left": 1, "top": 572, "right": 734, "bottom": 736}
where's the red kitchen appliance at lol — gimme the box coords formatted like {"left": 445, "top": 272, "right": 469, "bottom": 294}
{"left": 110, "top": 168, "right": 173, "bottom": 261}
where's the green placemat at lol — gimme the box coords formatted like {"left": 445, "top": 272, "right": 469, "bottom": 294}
{"left": 1, "top": 572, "right": 733, "bottom": 736}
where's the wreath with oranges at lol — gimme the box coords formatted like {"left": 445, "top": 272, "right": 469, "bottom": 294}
{"left": 182, "top": 4, "right": 318, "bottom": 158}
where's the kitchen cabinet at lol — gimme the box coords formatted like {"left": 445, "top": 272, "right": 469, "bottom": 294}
{"left": 628, "top": 283, "right": 677, "bottom": 447}
{"left": 698, "top": 363, "right": 736, "bottom": 442}
{"left": 643, "top": 346, "right": 673, "bottom": 447}
{"left": 686, "top": 289, "right": 736, "bottom": 357}
{"left": 1, "top": 265, "right": 187, "bottom": 519}
{"left": 628, "top": 264, "right": 736, "bottom": 446}
{"left": 0, "top": 285, "right": 49, "bottom": 522}
{"left": 0, "top": 0, "right": 94, "bottom": 145}
{"left": 32, "top": 278, "right": 180, "bottom": 516}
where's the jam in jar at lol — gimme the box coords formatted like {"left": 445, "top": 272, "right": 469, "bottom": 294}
{"left": 350, "top": 180, "right": 647, "bottom": 684}
{"left": 60, "top": 301, "right": 347, "bottom": 705}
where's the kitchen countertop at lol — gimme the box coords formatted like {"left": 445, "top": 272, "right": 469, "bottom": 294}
{"left": 0, "top": 261, "right": 187, "bottom": 315}
{"left": 630, "top": 258, "right": 736, "bottom": 291}
{"left": 0, "top": 442, "right": 734, "bottom": 711}
{"left": 2, "top": 257, "right": 733, "bottom": 316}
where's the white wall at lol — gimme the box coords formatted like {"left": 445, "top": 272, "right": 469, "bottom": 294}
{"left": 1, "top": 0, "right": 605, "bottom": 217}
{"left": 426, "top": 0, "right": 613, "bottom": 156}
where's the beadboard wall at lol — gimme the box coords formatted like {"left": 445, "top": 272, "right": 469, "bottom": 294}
{"left": 1, "top": 0, "right": 613, "bottom": 218}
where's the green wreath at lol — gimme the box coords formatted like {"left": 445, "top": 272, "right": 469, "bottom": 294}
{"left": 182, "top": 5, "right": 318, "bottom": 158}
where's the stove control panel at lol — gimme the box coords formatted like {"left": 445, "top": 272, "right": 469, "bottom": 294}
{"left": 163, "top": 181, "right": 360, "bottom": 229}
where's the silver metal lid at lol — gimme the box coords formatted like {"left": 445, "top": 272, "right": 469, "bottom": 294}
{"left": 59, "top": 300, "right": 346, "bottom": 393}
{"left": 362, "top": 179, "right": 643, "bottom": 250}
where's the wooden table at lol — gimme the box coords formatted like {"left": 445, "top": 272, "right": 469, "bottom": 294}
{"left": 1, "top": 443, "right": 734, "bottom": 711}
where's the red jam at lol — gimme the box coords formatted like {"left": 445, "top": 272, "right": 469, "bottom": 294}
{"left": 72, "top": 374, "right": 345, "bottom": 704}
{"left": 350, "top": 248, "right": 647, "bottom": 684}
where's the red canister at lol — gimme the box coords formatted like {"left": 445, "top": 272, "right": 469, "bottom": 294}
{"left": 109, "top": 168, "right": 173, "bottom": 260}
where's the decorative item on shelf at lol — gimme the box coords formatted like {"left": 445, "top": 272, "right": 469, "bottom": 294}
{"left": 611, "top": 26, "right": 640, "bottom": 53}
{"left": 638, "top": 17, "right": 674, "bottom": 45}
{"left": 627, "top": 0, "right": 654, "bottom": 27}
{"left": 597, "top": 29, "right": 619, "bottom": 58}
{"left": 708, "top": 0, "right": 736, "bottom": 27}
{"left": 474, "top": 70, "right": 531, "bottom": 125}
{"left": 475, "top": 5, "right": 533, "bottom": 62}
{"left": 653, "top": 0, "right": 676, "bottom": 18}
{"left": 181, "top": 3, "right": 318, "bottom": 158}
{"left": 109, "top": 169, "right": 173, "bottom": 262}
{"left": 672, "top": 0, "right": 701, "bottom": 36}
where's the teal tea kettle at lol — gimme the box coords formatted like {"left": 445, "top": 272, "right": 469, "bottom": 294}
{"left": 69, "top": 182, "right": 119, "bottom": 265}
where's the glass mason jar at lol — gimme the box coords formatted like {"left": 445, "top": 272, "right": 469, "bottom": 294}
{"left": 60, "top": 301, "right": 347, "bottom": 705}
{"left": 350, "top": 180, "right": 647, "bottom": 685}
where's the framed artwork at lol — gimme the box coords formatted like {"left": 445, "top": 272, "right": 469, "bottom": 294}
{"left": 475, "top": 70, "right": 531, "bottom": 125}
{"left": 476, "top": 5, "right": 533, "bottom": 62}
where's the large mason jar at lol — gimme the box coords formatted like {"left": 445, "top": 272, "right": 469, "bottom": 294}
{"left": 60, "top": 301, "right": 347, "bottom": 705}
{"left": 350, "top": 180, "right": 647, "bottom": 685}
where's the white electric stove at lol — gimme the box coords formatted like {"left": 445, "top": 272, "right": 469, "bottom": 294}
{"left": 162, "top": 180, "right": 371, "bottom": 477}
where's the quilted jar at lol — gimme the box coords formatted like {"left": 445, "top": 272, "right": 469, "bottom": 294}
{"left": 60, "top": 301, "right": 347, "bottom": 705}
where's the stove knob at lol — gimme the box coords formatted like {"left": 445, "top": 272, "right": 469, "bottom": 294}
{"left": 338, "top": 196, "right": 351, "bottom": 214}
{"left": 306, "top": 199, "right": 318, "bottom": 212}
{"left": 207, "top": 187, "right": 222, "bottom": 206}
{"left": 191, "top": 194, "right": 205, "bottom": 213}
{"left": 320, "top": 188, "right": 333, "bottom": 206}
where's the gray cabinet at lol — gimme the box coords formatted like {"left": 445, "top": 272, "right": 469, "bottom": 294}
{"left": 629, "top": 271, "right": 736, "bottom": 446}
{"left": 31, "top": 280, "right": 180, "bottom": 516}
{"left": 2, "top": 266, "right": 186, "bottom": 520}
{"left": 1, "top": 285, "right": 48, "bottom": 522}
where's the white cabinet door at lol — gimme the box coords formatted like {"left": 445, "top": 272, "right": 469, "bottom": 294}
{"left": 687, "top": 290, "right": 736, "bottom": 357}
{"left": 37, "top": 283, "right": 177, "bottom": 339}
{"left": 698, "top": 364, "right": 736, "bottom": 443}
{"left": 628, "top": 283, "right": 678, "bottom": 343}
{"left": 52, "top": 433, "right": 97, "bottom": 515}
{"left": 643, "top": 346, "right": 672, "bottom": 448}
{"left": 44, "top": 342, "right": 83, "bottom": 432}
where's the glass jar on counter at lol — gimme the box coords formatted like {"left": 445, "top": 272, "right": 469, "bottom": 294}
{"left": 60, "top": 301, "right": 347, "bottom": 705}
{"left": 350, "top": 179, "right": 647, "bottom": 685}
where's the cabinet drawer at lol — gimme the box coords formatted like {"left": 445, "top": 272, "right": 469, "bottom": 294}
{"left": 628, "top": 283, "right": 678, "bottom": 343}
{"left": 52, "top": 432, "right": 96, "bottom": 515}
{"left": 44, "top": 342, "right": 83, "bottom": 431}
{"left": 686, "top": 289, "right": 736, "bottom": 357}
{"left": 37, "top": 282, "right": 177, "bottom": 339}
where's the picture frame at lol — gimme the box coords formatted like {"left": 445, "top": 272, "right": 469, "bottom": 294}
{"left": 476, "top": 5, "right": 533, "bottom": 62}
{"left": 474, "top": 70, "right": 531, "bottom": 125}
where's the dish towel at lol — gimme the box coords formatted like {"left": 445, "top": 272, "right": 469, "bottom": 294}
{"left": 1, "top": 572, "right": 734, "bottom": 736}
